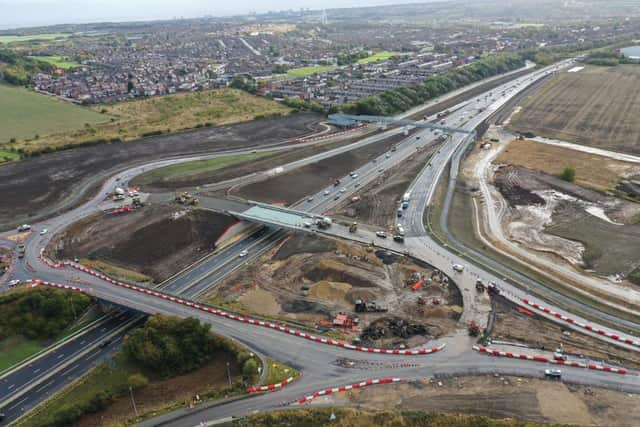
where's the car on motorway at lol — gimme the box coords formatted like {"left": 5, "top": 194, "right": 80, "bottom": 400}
{"left": 98, "top": 339, "right": 112, "bottom": 348}
{"left": 375, "top": 231, "right": 387, "bottom": 238}
{"left": 351, "top": 173, "right": 358, "bottom": 179}
{"left": 354, "top": 183, "right": 360, "bottom": 187}
{"left": 452, "top": 264, "right": 465, "bottom": 272}
{"left": 40, "top": 228, "right": 48, "bottom": 235}
{"left": 239, "top": 250, "right": 248, "bottom": 258}
{"left": 385, "top": 154, "right": 391, "bottom": 158}
{"left": 17, "top": 224, "right": 31, "bottom": 232}
{"left": 334, "top": 195, "right": 340, "bottom": 200}
{"left": 544, "top": 369, "right": 562, "bottom": 379}
{"left": 339, "top": 188, "right": 346, "bottom": 193}
{"left": 307, "top": 197, "right": 314, "bottom": 202}
{"left": 378, "top": 168, "right": 384, "bottom": 173}
{"left": 324, "top": 190, "right": 331, "bottom": 196}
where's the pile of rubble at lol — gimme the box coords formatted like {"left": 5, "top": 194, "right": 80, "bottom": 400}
{"left": 361, "top": 317, "right": 428, "bottom": 342}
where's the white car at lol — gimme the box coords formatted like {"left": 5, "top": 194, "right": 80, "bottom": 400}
{"left": 8, "top": 279, "right": 20, "bottom": 288}
{"left": 40, "top": 229, "right": 48, "bottom": 235}
{"left": 238, "top": 250, "right": 248, "bottom": 258}
{"left": 17, "top": 224, "right": 31, "bottom": 232}
{"left": 375, "top": 231, "right": 387, "bottom": 238}
{"left": 324, "top": 190, "right": 330, "bottom": 196}
{"left": 452, "top": 264, "right": 465, "bottom": 273}
{"left": 339, "top": 188, "right": 346, "bottom": 193}
{"left": 351, "top": 173, "right": 358, "bottom": 179}
{"left": 307, "top": 197, "right": 314, "bottom": 202}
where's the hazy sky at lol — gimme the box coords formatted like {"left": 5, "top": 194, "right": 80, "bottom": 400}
{"left": 0, "top": 0, "right": 434, "bottom": 30}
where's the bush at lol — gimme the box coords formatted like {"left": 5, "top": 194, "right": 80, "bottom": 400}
{"left": 123, "top": 315, "right": 236, "bottom": 377}
{"left": 127, "top": 373, "right": 149, "bottom": 390}
{"left": 242, "top": 358, "right": 258, "bottom": 380}
{"left": 560, "top": 166, "right": 576, "bottom": 182}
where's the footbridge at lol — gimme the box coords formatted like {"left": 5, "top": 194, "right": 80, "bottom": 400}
{"left": 328, "top": 113, "right": 474, "bottom": 136}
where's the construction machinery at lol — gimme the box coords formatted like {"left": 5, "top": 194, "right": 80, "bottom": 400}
{"left": 475, "top": 279, "right": 486, "bottom": 292}
{"left": 354, "top": 299, "right": 388, "bottom": 313}
{"left": 349, "top": 222, "right": 358, "bottom": 233}
{"left": 468, "top": 320, "right": 480, "bottom": 337}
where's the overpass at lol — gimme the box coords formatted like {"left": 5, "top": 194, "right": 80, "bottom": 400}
{"left": 328, "top": 113, "right": 475, "bottom": 136}
{"left": 227, "top": 201, "right": 326, "bottom": 231}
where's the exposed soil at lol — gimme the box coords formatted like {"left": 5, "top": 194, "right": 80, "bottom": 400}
{"left": 46, "top": 205, "right": 235, "bottom": 282}
{"left": 337, "top": 375, "right": 640, "bottom": 426}
{"left": 509, "top": 65, "right": 640, "bottom": 155}
{"left": 206, "top": 233, "right": 461, "bottom": 347}
{"left": 234, "top": 133, "right": 408, "bottom": 205}
{"left": 491, "top": 296, "right": 640, "bottom": 369}
{"left": 334, "top": 142, "right": 440, "bottom": 228}
{"left": 74, "top": 352, "right": 240, "bottom": 427}
{"left": 0, "top": 113, "right": 322, "bottom": 230}
{"left": 0, "top": 247, "right": 12, "bottom": 277}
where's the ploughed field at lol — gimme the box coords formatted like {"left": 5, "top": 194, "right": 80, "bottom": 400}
{"left": 0, "top": 113, "right": 321, "bottom": 230}
{"left": 509, "top": 65, "right": 640, "bottom": 155}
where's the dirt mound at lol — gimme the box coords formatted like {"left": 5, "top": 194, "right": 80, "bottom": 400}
{"left": 238, "top": 287, "right": 280, "bottom": 316}
{"left": 48, "top": 206, "right": 235, "bottom": 282}
{"left": 360, "top": 317, "right": 428, "bottom": 345}
{"left": 494, "top": 166, "right": 546, "bottom": 207}
{"left": 281, "top": 299, "right": 329, "bottom": 315}
{"left": 308, "top": 281, "right": 352, "bottom": 306}
{"left": 304, "top": 259, "right": 380, "bottom": 288}
{"left": 273, "top": 233, "right": 336, "bottom": 260}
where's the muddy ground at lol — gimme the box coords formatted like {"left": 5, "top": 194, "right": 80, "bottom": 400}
{"left": 509, "top": 65, "right": 640, "bottom": 155}
{"left": 491, "top": 296, "right": 640, "bottom": 369}
{"left": 0, "top": 113, "right": 322, "bottom": 230}
{"left": 74, "top": 352, "right": 240, "bottom": 427}
{"left": 494, "top": 165, "right": 640, "bottom": 276}
{"left": 46, "top": 205, "right": 235, "bottom": 282}
{"left": 334, "top": 142, "right": 440, "bottom": 229}
{"left": 332, "top": 375, "right": 640, "bottom": 426}
{"left": 234, "top": 133, "right": 408, "bottom": 205}
{"left": 206, "top": 234, "right": 462, "bottom": 348}
{"left": 0, "top": 247, "right": 12, "bottom": 278}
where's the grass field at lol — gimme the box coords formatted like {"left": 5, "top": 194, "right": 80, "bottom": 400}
{"left": 509, "top": 65, "right": 640, "bottom": 155}
{"left": 133, "top": 151, "right": 276, "bottom": 186}
{"left": 79, "top": 259, "right": 153, "bottom": 284}
{"left": 0, "top": 33, "right": 70, "bottom": 44}
{"left": 0, "top": 336, "right": 42, "bottom": 371}
{"left": 1, "top": 88, "right": 291, "bottom": 153}
{"left": 496, "top": 139, "right": 640, "bottom": 192}
{"left": 263, "top": 358, "right": 299, "bottom": 385}
{"left": 286, "top": 65, "right": 335, "bottom": 77}
{"left": 356, "top": 51, "right": 401, "bottom": 64}
{"left": 28, "top": 55, "right": 81, "bottom": 69}
{"left": 0, "top": 83, "right": 108, "bottom": 144}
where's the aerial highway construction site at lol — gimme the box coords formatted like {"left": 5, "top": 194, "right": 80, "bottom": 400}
{"left": 2, "top": 48, "right": 640, "bottom": 427}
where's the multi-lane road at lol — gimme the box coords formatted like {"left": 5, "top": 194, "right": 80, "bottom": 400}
{"left": 3, "top": 58, "right": 639, "bottom": 426}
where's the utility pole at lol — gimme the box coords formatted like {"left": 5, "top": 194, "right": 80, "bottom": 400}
{"left": 129, "top": 386, "right": 139, "bottom": 418}
{"left": 226, "top": 362, "right": 232, "bottom": 387}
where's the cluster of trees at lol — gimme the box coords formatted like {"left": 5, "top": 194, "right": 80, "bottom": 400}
{"left": 343, "top": 54, "right": 526, "bottom": 116}
{"left": 229, "top": 75, "right": 258, "bottom": 94}
{"left": 0, "top": 49, "right": 54, "bottom": 85}
{"left": 581, "top": 50, "right": 636, "bottom": 66}
{"left": 0, "top": 288, "right": 92, "bottom": 341}
{"left": 336, "top": 51, "right": 370, "bottom": 66}
{"left": 123, "top": 315, "right": 258, "bottom": 379}
{"left": 281, "top": 97, "right": 336, "bottom": 114}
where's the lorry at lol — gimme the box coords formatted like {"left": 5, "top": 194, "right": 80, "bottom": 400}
{"left": 395, "top": 224, "right": 405, "bottom": 236}
{"left": 544, "top": 369, "right": 562, "bottom": 379}
{"left": 17, "top": 244, "right": 25, "bottom": 258}
{"left": 349, "top": 222, "right": 358, "bottom": 233}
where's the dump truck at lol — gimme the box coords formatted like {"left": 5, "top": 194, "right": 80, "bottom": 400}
{"left": 349, "top": 222, "right": 358, "bottom": 233}
{"left": 468, "top": 320, "right": 480, "bottom": 337}
{"left": 475, "top": 279, "right": 486, "bottom": 292}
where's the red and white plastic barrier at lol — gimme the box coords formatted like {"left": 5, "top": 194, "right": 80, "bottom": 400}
{"left": 31, "top": 280, "right": 83, "bottom": 293}
{"left": 473, "top": 345, "right": 629, "bottom": 375}
{"left": 247, "top": 376, "right": 296, "bottom": 393}
{"left": 296, "top": 377, "right": 404, "bottom": 404}
{"left": 32, "top": 273, "right": 444, "bottom": 356}
{"left": 520, "top": 298, "right": 640, "bottom": 349}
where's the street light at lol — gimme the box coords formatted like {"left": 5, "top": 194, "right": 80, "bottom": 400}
{"left": 226, "top": 362, "right": 232, "bottom": 387}
{"left": 129, "top": 386, "right": 139, "bottom": 418}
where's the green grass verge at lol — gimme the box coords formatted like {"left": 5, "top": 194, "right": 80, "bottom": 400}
{"left": 79, "top": 259, "right": 154, "bottom": 284}
{"left": 0, "top": 83, "right": 108, "bottom": 143}
{"left": 356, "top": 51, "right": 401, "bottom": 64}
{"left": 0, "top": 33, "right": 70, "bottom": 44}
{"left": 0, "top": 336, "right": 43, "bottom": 371}
{"left": 263, "top": 358, "right": 299, "bottom": 384}
{"left": 0, "top": 150, "right": 20, "bottom": 163}
{"left": 28, "top": 55, "right": 81, "bottom": 69}
{"left": 286, "top": 65, "right": 335, "bottom": 77}
{"left": 133, "top": 151, "right": 277, "bottom": 185}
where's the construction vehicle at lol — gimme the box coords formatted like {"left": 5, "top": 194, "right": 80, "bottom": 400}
{"left": 468, "top": 320, "right": 480, "bottom": 337}
{"left": 348, "top": 222, "right": 358, "bottom": 233}
{"left": 354, "top": 299, "right": 388, "bottom": 313}
{"left": 475, "top": 279, "right": 486, "bottom": 292}
{"left": 417, "top": 296, "right": 426, "bottom": 305}
{"left": 411, "top": 279, "right": 425, "bottom": 291}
